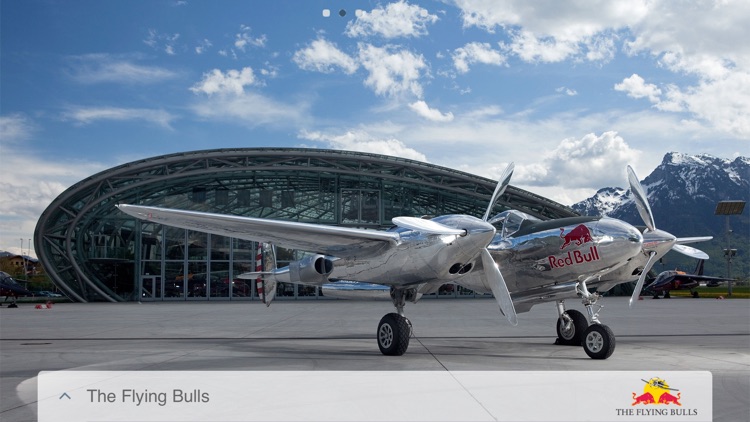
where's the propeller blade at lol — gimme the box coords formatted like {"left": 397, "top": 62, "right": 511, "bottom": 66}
{"left": 482, "top": 162, "right": 515, "bottom": 222}
{"left": 629, "top": 251, "right": 658, "bottom": 308}
{"left": 481, "top": 248, "right": 518, "bottom": 326}
{"left": 672, "top": 244, "right": 710, "bottom": 260}
{"left": 392, "top": 216, "right": 466, "bottom": 236}
{"left": 627, "top": 165, "right": 656, "bottom": 232}
{"left": 675, "top": 236, "right": 713, "bottom": 245}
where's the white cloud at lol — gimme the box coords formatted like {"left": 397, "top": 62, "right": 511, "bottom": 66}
{"left": 0, "top": 116, "right": 87, "bottom": 254}
{"left": 457, "top": 0, "right": 641, "bottom": 63}
{"left": 292, "top": 38, "right": 359, "bottom": 74}
{"left": 0, "top": 114, "right": 35, "bottom": 143}
{"left": 556, "top": 87, "right": 577, "bottom": 96}
{"left": 190, "top": 67, "right": 257, "bottom": 95}
{"left": 345, "top": 1, "right": 438, "bottom": 39}
{"left": 62, "top": 106, "right": 176, "bottom": 129}
{"left": 191, "top": 91, "right": 307, "bottom": 128}
{"left": 144, "top": 29, "right": 181, "bottom": 55}
{"left": 298, "top": 129, "right": 427, "bottom": 162}
{"left": 614, "top": 74, "right": 661, "bottom": 103}
{"left": 514, "top": 131, "right": 641, "bottom": 189}
{"left": 408, "top": 100, "right": 454, "bottom": 122}
{"left": 234, "top": 25, "right": 266, "bottom": 51}
{"left": 358, "top": 43, "right": 427, "bottom": 98}
{"left": 195, "top": 39, "right": 212, "bottom": 55}
{"left": 68, "top": 54, "right": 178, "bottom": 84}
{"left": 451, "top": 42, "right": 506, "bottom": 73}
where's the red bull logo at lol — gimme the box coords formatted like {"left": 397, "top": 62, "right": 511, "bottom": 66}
{"left": 560, "top": 224, "right": 593, "bottom": 249}
{"left": 546, "top": 224, "right": 600, "bottom": 269}
{"left": 631, "top": 377, "right": 682, "bottom": 406}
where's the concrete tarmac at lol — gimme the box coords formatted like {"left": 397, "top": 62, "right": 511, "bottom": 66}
{"left": 1, "top": 297, "right": 748, "bottom": 421}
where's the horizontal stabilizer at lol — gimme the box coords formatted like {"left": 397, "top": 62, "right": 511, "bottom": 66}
{"left": 237, "top": 271, "right": 272, "bottom": 280}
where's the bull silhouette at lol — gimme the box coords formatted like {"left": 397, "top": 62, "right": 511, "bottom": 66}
{"left": 560, "top": 224, "right": 593, "bottom": 250}
{"left": 658, "top": 392, "right": 682, "bottom": 406}
{"left": 632, "top": 392, "right": 655, "bottom": 405}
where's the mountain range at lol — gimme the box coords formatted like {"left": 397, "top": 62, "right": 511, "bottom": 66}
{"left": 571, "top": 152, "right": 750, "bottom": 279}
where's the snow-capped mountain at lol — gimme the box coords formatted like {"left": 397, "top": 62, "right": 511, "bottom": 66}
{"left": 572, "top": 152, "right": 749, "bottom": 277}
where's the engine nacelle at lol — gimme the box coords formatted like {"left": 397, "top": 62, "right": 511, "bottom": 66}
{"left": 288, "top": 254, "right": 334, "bottom": 286}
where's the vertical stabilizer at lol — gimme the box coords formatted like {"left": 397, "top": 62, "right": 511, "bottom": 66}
{"left": 256, "top": 243, "right": 277, "bottom": 306}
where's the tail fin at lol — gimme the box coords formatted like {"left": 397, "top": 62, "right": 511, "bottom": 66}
{"left": 254, "top": 243, "right": 277, "bottom": 306}
{"left": 694, "top": 259, "right": 705, "bottom": 276}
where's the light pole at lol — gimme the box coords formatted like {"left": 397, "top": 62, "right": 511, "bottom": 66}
{"left": 714, "top": 200, "right": 746, "bottom": 296}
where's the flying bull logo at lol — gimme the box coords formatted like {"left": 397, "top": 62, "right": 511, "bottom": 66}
{"left": 546, "top": 224, "right": 601, "bottom": 269}
{"left": 560, "top": 224, "right": 593, "bottom": 250}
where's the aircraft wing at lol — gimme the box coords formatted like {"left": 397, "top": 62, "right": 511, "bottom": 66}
{"left": 117, "top": 204, "right": 400, "bottom": 259}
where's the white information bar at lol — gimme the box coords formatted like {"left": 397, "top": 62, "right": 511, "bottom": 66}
{"left": 38, "top": 371, "right": 712, "bottom": 421}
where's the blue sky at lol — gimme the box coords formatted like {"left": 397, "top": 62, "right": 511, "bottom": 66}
{"left": 1, "top": 0, "right": 748, "bottom": 257}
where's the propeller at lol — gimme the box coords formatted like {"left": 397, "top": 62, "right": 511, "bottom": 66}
{"left": 627, "top": 165, "right": 655, "bottom": 232}
{"left": 625, "top": 166, "right": 711, "bottom": 307}
{"left": 629, "top": 251, "right": 658, "bottom": 307}
{"left": 481, "top": 162, "right": 518, "bottom": 324}
{"left": 392, "top": 162, "right": 518, "bottom": 325}
{"left": 483, "top": 162, "right": 514, "bottom": 222}
{"left": 482, "top": 248, "right": 518, "bottom": 325}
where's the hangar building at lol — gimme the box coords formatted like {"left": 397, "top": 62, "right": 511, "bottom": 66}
{"left": 34, "top": 148, "right": 576, "bottom": 302}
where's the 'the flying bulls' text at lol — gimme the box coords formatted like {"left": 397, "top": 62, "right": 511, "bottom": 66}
{"left": 87, "top": 388, "right": 210, "bottom": 406}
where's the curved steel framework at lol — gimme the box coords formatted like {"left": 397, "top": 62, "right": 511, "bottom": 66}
{"left": 35, "top": 148, "right": 577, "bottom": 302}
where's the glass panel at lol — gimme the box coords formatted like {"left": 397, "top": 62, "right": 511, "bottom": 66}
{"left": 188, "top": 262, "right": 207, "bottom": 298}
{"left": 164, "top": 227, "right": 185, "bottom": 260}
{"left": 341, "top": 189, "right": 380, "bottom": 224}
{"left": 361, "top": 190, "right": 380, "bottom": 224}
{"left": 233, "top": 239, "right": 254, "bottom": 261}
{"left": 187, "top": 230, "right": 208, "bottom": 260}
{"left": 341, "top": 190, "right": 359, "bottom": 224}
{"left": 165, "top": 262, "right": 185, "bottom": 298}
{"left": 232, "top": 261, "right": 254, "bottom": 298}
{"left": 140, "top": 223, "right": 162, "bottom": 260}
{"left": 210, "top": 262, "right": 230, "bottom": 298}
{"left": 211, "top": 235, "right": 231, "bottom": 260}
{"left": 140, "top": 276, "right": 161, "bottom": 301}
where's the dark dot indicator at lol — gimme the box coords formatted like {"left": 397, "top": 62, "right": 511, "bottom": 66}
{"left": 339, "top": 9, "right": 346, "bottom": 17}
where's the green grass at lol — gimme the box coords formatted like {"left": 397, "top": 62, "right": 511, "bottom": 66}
{"left": 668, "top": 285, "right": 750, "bottom": 299}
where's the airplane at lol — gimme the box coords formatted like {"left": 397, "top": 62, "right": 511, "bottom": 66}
{"left": 0, "top": 271, "right": 33, "bottom": 307}
{"left": 644, "top": 260, "right": 734, "bottom": 298}
{"left": 116, "top": 164, "right": 712, "bottom": 359}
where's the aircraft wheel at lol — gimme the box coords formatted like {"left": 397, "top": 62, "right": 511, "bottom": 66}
{"left": 692, "top": 291, "right": 699, "bottom": 298}
{"left": 582, "top": 324, "right": 615, "bottom": 360}
{"left": 377, "top": 313, "right": 411, "bottom": 356}
{"left": 664, "top": 292, "right": 671, "bottom": 299}
{"left": 555, "top": 309, "right": 588, "bottom": 346}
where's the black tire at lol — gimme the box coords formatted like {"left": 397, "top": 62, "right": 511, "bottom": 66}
{"left": 664, "top": 291, "right": 671, "bottom": 299}
{"left": 555, "top": 309, "right": 588, "bottom": 346}
{"left": 582, "top": 324, "right": 616, "bottom": 359}
{"left": 377, "top": 313, "right": 411, "bottom": 356}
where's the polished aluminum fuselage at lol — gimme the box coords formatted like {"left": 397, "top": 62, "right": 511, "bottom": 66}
{"left": 453, "top": 217, "right": 645, "bottom": 310}
{"left": 328, "top": 214, "right": 495, "bottom": 286}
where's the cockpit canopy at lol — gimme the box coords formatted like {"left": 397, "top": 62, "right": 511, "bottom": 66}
{"left": 488, "top": 210, "right": 541, "bottom": 238}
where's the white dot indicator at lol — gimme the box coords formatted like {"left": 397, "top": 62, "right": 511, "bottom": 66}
{"left": 322, "top": 9, "right": 331, "bottom": 18}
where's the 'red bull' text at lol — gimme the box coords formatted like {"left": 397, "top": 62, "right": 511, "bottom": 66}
{"left": 548, "top": 246, "right": 600, "bottom": 268}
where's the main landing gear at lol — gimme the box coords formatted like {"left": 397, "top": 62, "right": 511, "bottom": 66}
{"left": 377, "top": 287, "right": 415, "bottom": 356}
{"left": 555, "top": 282, "right": 616, "bottom": 359}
